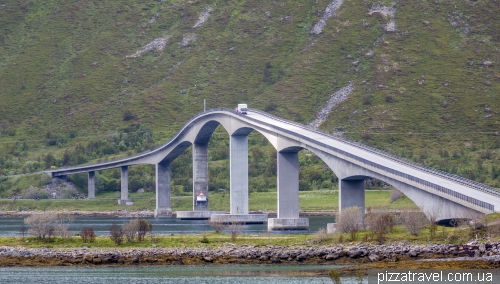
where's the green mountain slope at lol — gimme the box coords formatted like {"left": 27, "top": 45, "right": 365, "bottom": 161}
{"left": 1, "top": 0, "right": 499, "bottom": 195}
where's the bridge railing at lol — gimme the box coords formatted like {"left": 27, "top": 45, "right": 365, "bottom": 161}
{"left": 49, "top": 108, "right": 234, "bottom": 171}
{"left": 248, "top": 108, "right": 498, "bottom": 211}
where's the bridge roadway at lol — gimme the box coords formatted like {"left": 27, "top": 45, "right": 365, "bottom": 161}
{"left": 47, "top": 108, "right": 500, "bottom": 230}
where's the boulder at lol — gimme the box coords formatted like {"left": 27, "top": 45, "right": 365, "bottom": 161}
{"left": 348, "top": 250, "right": 363, "bottom": 258}
{"left": 296, "top": 254, "right": 308, "bottom": 261}
{"left": 325, "top": 253, "right": 339, "bottom": 260}
{"left": 368, "top": 253, "right": 380, "bottom": 262}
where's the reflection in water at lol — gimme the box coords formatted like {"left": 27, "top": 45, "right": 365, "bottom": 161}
{"left": 0, "top": 266, "right": 365, "bottom": 284}
{"left": 0, "top": 216, "right": 335, "bottom": 236}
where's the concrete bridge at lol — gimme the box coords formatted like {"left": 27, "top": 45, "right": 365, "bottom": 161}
{"left": 47, "top": 108, "right": 500, "bottom": 230}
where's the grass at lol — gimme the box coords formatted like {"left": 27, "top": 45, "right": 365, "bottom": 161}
{"left": 0, "top": 232, "right": 309, "bottom": 249}
{"left": 0, "top": 189, "right": 417, "bottom": 212}
{"left": 3, "top": 218, "right": 499, "bottom": 249}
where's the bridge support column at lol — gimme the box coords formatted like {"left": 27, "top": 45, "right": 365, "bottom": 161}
{"left": 155, "top": 163, "right": 172, "bottom": 217}
{"left": 230, "top": 135, "right": 248, "bottom": 214}
{"left": 211, "top": 135, "right": 267, "bottom": 224}
{"left": 178, "top": 143, "right": 225, "bottom": 220}
{"left": 118, "top": 166, "right": 131, "bottom": 205}
{"left": 339, "top": 179, "right": 365, "bottom": 214}
{"left": 268, "top": 151, "right": 309, "bottom": 230}
{"left": 193, "top": 143, "right": 209, "bottom": 211}
{"left": 88, "top": 171, "right": 95, "bottom": 199}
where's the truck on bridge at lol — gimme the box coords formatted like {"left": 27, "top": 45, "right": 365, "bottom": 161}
{"left": 237, "top": 104, "right": 248, "bottom": 114}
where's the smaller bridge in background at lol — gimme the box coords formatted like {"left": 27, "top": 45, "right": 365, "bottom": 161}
{"left": 47, "top": 108, "right": 500, "bottom": 230}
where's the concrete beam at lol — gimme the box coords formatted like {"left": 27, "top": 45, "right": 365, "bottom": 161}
{"left": 155, "top": 163, "right": 172, "bottom": 216}
{"left": 118, "top": 166, "right": 130, "bottom": 205}
{"left": 230, "top": 135, "right": 248, "bottom": 214}
{"left": 268, "top": 218, "right": 309, "bottom": 230}
{"left": 277, "top": 151, "right": 300, "bottom": 219}
{"left": 211, "top": 213, "right": 268, "bottom": 224}
{"left": 88, "top": 171, "right": 95, "bottom": 199}
{"left": 193, "top": 143, "right": 209, "bottom": 211}
{"left": 176, "top": 211, "right": 225, "bottom": 220}
{"left": 339, "top": 178, "right": 365, "bottom": 214}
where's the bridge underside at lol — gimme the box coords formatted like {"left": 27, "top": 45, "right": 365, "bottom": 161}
{"left": 311, "top": 148, "right": 486, "bottom": 221}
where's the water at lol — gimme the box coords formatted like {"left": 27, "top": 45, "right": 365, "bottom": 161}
{"left": 0, "top": 216, "right": 335, "bottom": 236}
{"left": 0, "top": 265, "right": 366, "bottom": 284}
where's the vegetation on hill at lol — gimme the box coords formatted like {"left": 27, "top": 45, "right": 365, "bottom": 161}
{"left": 1, "top": 0, "right": 499, "bottom": 197}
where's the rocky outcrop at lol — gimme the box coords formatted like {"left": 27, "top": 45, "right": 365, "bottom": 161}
{"left": 368, "top": 2, "right": 397, "bottom": 32}
{"left": 309, "top": 82, "right": 353, "bottom": 129}
{"left": 126, "top": 37, "right": 170, "bottom": 58}
{"left": 310, "top": 0, "right": 345, "bottom": 35}
{"left": 193, "top": 6, "right": 213, "bottom": 28}
{"left": 2, "top": 242, "right": 500, "bottom": 267}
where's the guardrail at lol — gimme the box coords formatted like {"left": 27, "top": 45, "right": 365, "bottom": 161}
{"left": 48, "top": 108, "right": 233, "bottom": 172}
{"left": 248, "top": 109, "right": 497, "bottom": 211}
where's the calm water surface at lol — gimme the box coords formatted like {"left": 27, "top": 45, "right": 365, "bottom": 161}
{"left": 0, "top": 265, "right": 366, "bottom": 284}
{"left": 0, "top": 216, "right": 334, "bottom": 236}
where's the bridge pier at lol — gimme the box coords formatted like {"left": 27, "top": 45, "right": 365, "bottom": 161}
{"left": 230, "top": 135, "right": 248, "bottom": 215}
{"left": 211, "top": 134, "right": 267, "bottom": 224}
{"left": 178, "top": 143, "right": 225, "bottom": 219}
{"left": 87, "top": 171, "right": 95, "bottom": 199}
{"left": 268, "top": 151, "right": 309, "bottom": 230}
{"left": 193, "top": 143, "right": 209, "bottom": 211}
{"left": 155, "top": 163, "right": 172, "bottom": 217}
{"left": 118, "top": 166, "right": 131, "bottom": 205}
{"left": 339, "top": 178, "right": 365, "bottom": 213}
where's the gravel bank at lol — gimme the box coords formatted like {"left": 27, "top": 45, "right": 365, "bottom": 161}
{"left": 2, "top": 242, "right": 500, "bottom": 267}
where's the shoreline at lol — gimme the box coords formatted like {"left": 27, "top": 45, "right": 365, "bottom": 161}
{"left": 0, "top": 210, "right": 337, "bottom": 218}
{"left": 1, "top": 242, "right": 500, "bottom": 273}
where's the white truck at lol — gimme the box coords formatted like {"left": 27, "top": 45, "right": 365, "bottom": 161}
{"left": 237, "top": 104, "right": 248, "bottom": 114}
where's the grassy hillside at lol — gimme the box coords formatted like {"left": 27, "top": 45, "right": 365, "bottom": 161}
{"left": 0, "top": 0, "right": 499, "bottom": 195}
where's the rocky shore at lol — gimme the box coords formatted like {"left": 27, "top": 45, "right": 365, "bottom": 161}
{"left": 2, "top": 242, "right": 500, "bottom": 267}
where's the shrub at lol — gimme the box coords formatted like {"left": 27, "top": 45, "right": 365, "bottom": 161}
{"left": 337, "top": 206, "right": 363, "bottom": 241}
{"left": 137, "top": 219, "right": 153, "bottom": 242}
{"left": 122, "top": 219, "right": 152, "bottom": 242}
{"left": 328, "top": 269, "right": 342, "bottom": 284}
{"left": 24, "top": 211, "right": 74, "bottom": 240}
{"left": 200, "top": 234, "right": 210, "bottom": 244}
{"left": 123, "top": 219, "right": 139, "bottom": 242}
{"left": 228, "top": 220, "right": 243, "bottom": 242}
{"left": 401, "top": 210, "right": 427, "bottom": 236}
{"left": 123, "top": 110, "right": 134, "bottom": 121}
{"left": 424, "top": 207, "right": 440, "bottom": 240}
{"left": 206, "top": 220, "right": 225, "bottom": 233}
{"left": 22, "top": 185, "right": 49, "bottom": 199}
{"left": 80, "top": 227, "right": 96, "bottom": 243}
{"left": 312, "top": 228, "right": 331, "bottom": 244}
{"left": 366, "top": 212, "right": 394, "bottom": 242}
{"left": 109, "top": 222, "right": 124, "bottom": 245}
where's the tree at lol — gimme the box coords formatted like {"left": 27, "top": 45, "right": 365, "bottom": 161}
{"left": 366, "top": 211, "right": 394, "bottom": 242}
{"left": 336, "top": 206, "right": 363, "bottom": 241}
{"left": 122, "top": 219, "right": 152, "bottom": 242}
{"left": 24, "top": 211, "right": 74, "bottom": 240}
{"left": 137, "top": 219, "right": 152, "bottom": 242}
{"left": 401, "top": 210, "right": 427, "bottom": 236}
{"left": 109, "top": 222, "right": 124, "bottom": 245}
{"left": 80, "top": 227, "right": 96, "bottom": 243}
